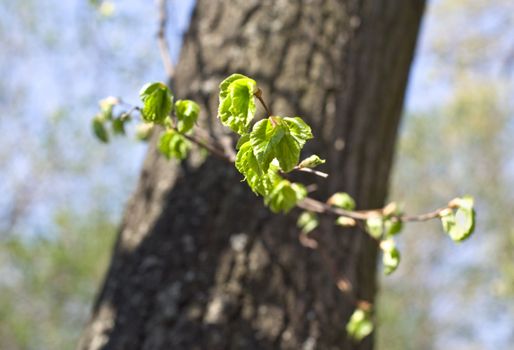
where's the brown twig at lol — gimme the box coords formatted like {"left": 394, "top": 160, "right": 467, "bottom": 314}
{"left": 177, "top": 129, "right": 235, "bottom": 162}
{"left": 298, "top": 197, "right": 449, "bottom": 224}
{"left": 122, "top": 102, "right": 450, "bottom": 225}
{"left": 254, "top": 88, "right": 272, "bottom": 117}
{"left": 156, "top": 0, "right": 175, "bottom": 84}
{"left": 294, "top": 166, "right": 329, "bottom": 178}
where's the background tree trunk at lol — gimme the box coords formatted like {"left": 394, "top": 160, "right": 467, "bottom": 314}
{"left": 79, "top": 1, "right": 425, "bottom": 349}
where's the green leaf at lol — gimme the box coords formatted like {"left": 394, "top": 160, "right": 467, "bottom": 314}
{"left": 135, "top": 123, "right": 154, "bottom": 141}
{"left": 283, "top": 117, "right": 313, "bottom": 145}
{"left": 250, "top": 118, "right": 286, "bottom": 172}
{"left": 235, "top": 140, "right": 269, "bottom": 196}
{"left": 346, "top": 308, "right": 373, "bottom": 342}
{"left": 441, "top": 196, "right": 476, "bottom": 242}
{"left": 92, "top": 116, "right": 109, "bottom": 143}
{"left": 264, "top": 180, "right": 307, "bottom": 213}
{"left": 384, "top": 219, "right": 403, "bottom": 236}
{"left": 298, "top": 154, "right": 326, "bottom": 168}
{"left": 327, "top": 192, "right": 356, "bottom": 210}
{"left": 158, "top": 130, "right": 190, "bottom": 160}
{"left": 250, "top": 116, "right": 313, "bottom": 172}
{"left": 236, "top": 133, "right": 250, "bottom": 150}
{"left": 335, "top": 216, "right": 357, "bottom": 227}
{"left": 98, "top": 96, "right": 118, "bottom": 120}
{"left": 139, "top": 82, "right": 173, "bottom": 124}
{"left": 380, "top": 239, "right": 401, "bottom": 275}
{"left": 276, "top": 117, "right": 313, "bottom": 171}
{"left": 297, "top": 211, "right": 319, "bottom": 234}
{"left": 111, "top": 117, "right": 125, "bottom": 135}
{"left": 218, "top": 74, "right": 257, "bottom": 134}
{"left": 175, "top": 99, "right": 200, "bottom": 133}
{"left": 235, "top": 140, "right": 282, "bottom": 196}
{"left": 366, "top": 216, "right": 383, "bottom": 239}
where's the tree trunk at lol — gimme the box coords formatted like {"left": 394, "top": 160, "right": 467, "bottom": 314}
{"left": 79, "top": 1, "right": 425, "bottom": 349}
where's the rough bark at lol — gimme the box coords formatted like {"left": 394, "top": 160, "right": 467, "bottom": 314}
{"left": 79, "top": 1, "right": 425, "bottom": 349}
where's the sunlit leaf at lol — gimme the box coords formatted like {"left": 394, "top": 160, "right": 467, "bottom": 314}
{"left": 158, "top": 129, "right": 190, "bottom": 160}
{"left": 366, "top": 216, "right": 383, "bottom": 239}
{"left": 298, "top": 154, "right": 326, "bottom": 168}
{"left": 236, "top": 133, "right": 250, "bottom": 150}
{"left": 235, "top": 140, "right": 270, "bottom": 196}
{"left": 380, "top": 239, "right": 401, "bottom": 275}
{"left": 218, "top": 74, "right": 257, "bottom": 134}
{"left": 135, "top": 123, "right": 154, "bottom": 141}
{"left": 297, "top": 211, "right": 319, "bottom": 234}
{"left": 384, "top": 219, "right": 403, "bottom": 236}
{"left": 327, "top": 192, "right": 356, "bottom": 210}
{"left": 175, "top": 99, "right": 200, "bottom": 133}
{"left": 250, "top": 116, "right": 313, "bottom": 172}
{"left": 335, "top": 216, "right": 357, "bottom": 227}
{"left": 139, "top": 82, "right": 173, "bottom": 124}
{"left": 441, "top": 195, "right": 476, "bottom": 242}
{"left": 346, "top": 308, "right": 374, "bottom": 342}
{"left": 250, "top": 117, "right": 286, "bottom": 172}
{"left": 264, "top": 180, "right": 307, "bottom": 213}
{"left": 98, "top": 96, "right": 118, "bottom": 120}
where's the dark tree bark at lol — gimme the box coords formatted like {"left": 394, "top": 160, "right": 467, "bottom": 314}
{"left": 79, "top": 1, "right": 425, "bottom": 349}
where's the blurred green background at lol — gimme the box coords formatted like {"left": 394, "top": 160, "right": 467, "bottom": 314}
{"left": 0, "top": 1, "right": 513, "bottom": 349}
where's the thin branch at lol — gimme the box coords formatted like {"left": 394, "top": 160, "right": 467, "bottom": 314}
{"left": 254, "top": 88, "right": 272, "bottom": 117}
{"left": 156, "top": 0, "right": 175, "bottom": 84}
{"left": 298, "top": 196, "right": 449, "bottom": 224}
{"left": 294, "top": 166, "right": 329, "bottom": 178}
{"left": 400, "top": 207, "right": 449, "bottom": 222}
{"left": 176, "top": 128, "right": 235, "bottom": 163}
{"left": 118, "top": 103, "right": 449, "bottom": 225}
{"left": 180, "top": 128, "right": 450, "bottom": 223}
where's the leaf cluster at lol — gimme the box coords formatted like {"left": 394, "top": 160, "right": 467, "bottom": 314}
{"left": 91, "top": 73, "right": 478, "bottom": 344}
{"left": 218, "top": 74, "right": 318, "bottom": 213}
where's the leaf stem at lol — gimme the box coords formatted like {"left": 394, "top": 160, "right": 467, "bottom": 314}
{"left": 254, "top": 88, "right": 273, "bottom": 117}
{"left": 174, "top": 128, "right": 235, "bottom": 163}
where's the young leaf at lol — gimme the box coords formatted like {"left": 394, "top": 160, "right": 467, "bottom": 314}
{"left": 175, "top": 99, "right": 200, "bottom": 133}
{"left": 346, "top": 308, "right": 373, "bottom": 342}
{"left": 250, "top": 118, "right": 286, "bottom": 172}
{"left": 283, "top": 117, "right": 313, "bottom": 145}
{"left": 327, "top": 192, "right": 356, "bottom": 210}
{"left": 297, "top": 211, "right": 319, "bottom": 234}
{"left": 250, "top": 116, "right": 313, "bottom": 172}
{"left": 275, "top": 117, "right": 313, "bottom": 171}
{"left": 235, "top": 140, "right": 269, "bottom": 196}
{"left": 384, "top": 219, "right": 403, "bottom": 236}
{"left": 98, "top": 96, "right": 118, "bottom": 120}
{"left": 366, "top": 216, "right": 383, "bottom": 239}
{"left": 92, "top": 116, "right": 109, "bottom": 143}
{"left": 139, "top": 82, "right": 173, "bottom": 124}
{"left": 111, "top": 117, "right": 126, "bottom": 135}
{"left": 264, "top": 180, "right": 307, "bottom": 213}
{"left": 135, "top": 123, "right": 154, "bottom": 141}
{"left": 380, "top": 239, "right": 401, "bottom": 275}
{"left": 158, "top": 130, "right": 190, "bottom": 160}
{"left": 236, "top": 133, "right": 250, "bottom": 150}
{"left": 218, "top": 74, "right": 257, "bottom": 134}
{"left": 298, "top": 154, "right": 326, "bottom": 169}
{"left": 441, "top": 196, "right": 475, "bottom": 242}
{"left": 336, "top": 216, "right": 357, "bottom": 227}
